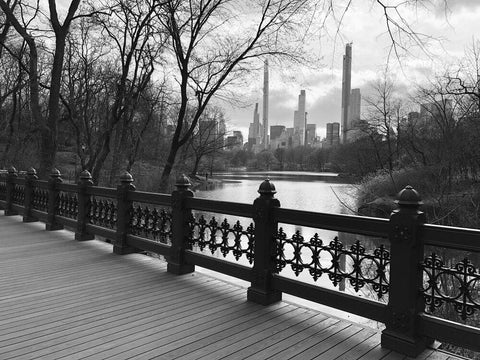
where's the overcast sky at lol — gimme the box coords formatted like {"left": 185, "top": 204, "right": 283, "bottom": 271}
{"left": 223, "top": 1, "right": 480, "bottom": 140}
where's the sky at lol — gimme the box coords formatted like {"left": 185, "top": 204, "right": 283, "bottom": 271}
{"left": 222, "top": 0, "right": 480, "bottom": 141}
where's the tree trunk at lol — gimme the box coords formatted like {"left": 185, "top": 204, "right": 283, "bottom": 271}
{"left": 108, "top": 122, "right": 127, "bottom": 187}
{"left": 39, "top": 33, "right": 68, "bottom": 177}
{"left": 191, "top": 155, "right": 202, "bottom": 177}
{"left": 1, "top": 90, "right": 17, "bottom": 167}
{"left": 159, "top": 144, "right": 181, "bottom": 193}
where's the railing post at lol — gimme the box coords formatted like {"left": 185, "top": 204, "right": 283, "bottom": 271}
{"left": 75, "top": 170, "right": 94, "bottom": 241}
{"left": 5, "top": 166, "right": 18, "bottom": 216}
{"left": 381, "top": 185, "right": 429, "bottom": 357}
{"left": 23, "top": 167, "right": 38, "bottom": 222}
{"left": 46, "top": 169, "right": 64, "bottom": 231}
{"left": 247, "top": 179, "right": 282, "bottom": 305}
{"left": 113, "top": 171, "right": 137, "bottom": 255}
{"left": 167, "top": 175, "right": 195, "bottom": 275}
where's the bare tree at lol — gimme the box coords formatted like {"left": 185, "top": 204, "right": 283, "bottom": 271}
{"left": 0, "top": 0, "right": 82, "bottom": 177}
{"left": 59, "top": 0, "right": 167, "bottom": 184}
{"left": 87, "top": 0, "right": 165, "bottom": 184}
{"left": 154, "top": 0, "right": 314, "bottom": 189}
{"left": 186, "top": 106, "right": 227, "bottom": 177}
{"left": 363, "top": 73, "right": 405, "bottom": 175}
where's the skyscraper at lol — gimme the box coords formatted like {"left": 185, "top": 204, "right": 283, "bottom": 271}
{"left": 341, "top": 43, "right": 352, "bottom": 143}
{"left": 349, "top": 88, "right": 361, "bottom": 127}
{"left": 293, "top": 90, "right": 306, "bottom": 146}
{"left": 263, "top": 59, "right": 269, "bottom": 149}
{"left": 306, "top": 123, "right": 316, "bottom": 145}
{"left": 326, "top": 122, "right": 340, "bottom": 146}
{"left": 248, "top": 103, "right": 263, "bottom": 151}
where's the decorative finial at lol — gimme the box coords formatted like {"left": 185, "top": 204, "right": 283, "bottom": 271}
{"left": 396, "top": 185, "right": 422, "bottom": 207}
{"left": 50, "top": 168, "right": 62, "bottom": 178}
{"left": 175, "top": 174, "right": 191, "bottom": 189}
{"left": 258, "top": 178, "right": 276, "bottom": 196}
{"left": 120, "top": 171, "right": 134, "bottom": 184}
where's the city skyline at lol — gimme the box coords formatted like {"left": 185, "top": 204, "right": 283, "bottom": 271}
{"left": 223, "top": 2, "right": 480, "bottom": 140}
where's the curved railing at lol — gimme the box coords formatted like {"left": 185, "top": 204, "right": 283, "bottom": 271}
{"left": 0, "top": 166, "right": 478, "bottom": 357}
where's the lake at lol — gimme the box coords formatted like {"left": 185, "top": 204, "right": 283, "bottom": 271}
{"left": 194, "top": 171, "right": 357, "bottom": 214}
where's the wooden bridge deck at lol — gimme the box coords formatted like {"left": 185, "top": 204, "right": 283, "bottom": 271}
{"left": 0, "top": 213, "right": 463, "bottom": 360}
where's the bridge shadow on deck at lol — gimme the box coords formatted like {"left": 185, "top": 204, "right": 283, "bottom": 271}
{"left": 0, "top": 213, "right": 462, "bottom": 360}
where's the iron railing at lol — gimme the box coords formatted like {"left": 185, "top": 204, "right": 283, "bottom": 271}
{"left": 0, "top": 166, "right": 478, "bottom": 357}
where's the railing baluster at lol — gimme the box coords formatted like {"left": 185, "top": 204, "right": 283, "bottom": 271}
{"left": 381, "top": 185, "right": 430, "bottom": 357}
{"left": 167, "top": 175, "right": 195, "bottom": 275}
{"left": 23, "top": 167, "right": 38, "bottom": 223}
{"left": 5, "top": 166, "right": 18, "bottom": 216}
{"left": 46, "top": 169, "right": 64, "bottom": 231}
{"left": 114, "top": 171, "right": 137, "bottom": 254}
{"left": 75, "top": 170, "right": 94, "bottom": 240}
{"left": 247, "top": 179, "right": 282, "bottom": 305}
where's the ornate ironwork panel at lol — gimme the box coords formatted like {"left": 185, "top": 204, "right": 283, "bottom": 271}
{"left": 32, "top": 188, "right": 49, "bottom": 212}
{"left": 128, "top": 205, "right": 172, "bottom": 243}
{"left": 274, "top": 229, "right": 390, "bottom": 300}
{"left": 86, "top": 197, "right": 117, "bottom": 229}
{"left": 422, "top": 253, "right": 480, "bottom": 321}
{"left": 187, "top": 214, "right": 255, "bottom": 264}
{"left": 55, "top": 192, "right": 78, "bottom": 219}
{"left": 0, "top": 178, "right": 6, "bottom": 201}
{"left": 12, "top": 184, "right": 25, "bottom": 205}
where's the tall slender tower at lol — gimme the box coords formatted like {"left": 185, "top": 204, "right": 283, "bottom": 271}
{"left": 263, "top": 59, "right": 269, "bottom": 149}
{"left": 341, "top": 43, "right": 352, "bottom": 143}
{"left": 294, "top": 90, "right": 306, "bottom": 146}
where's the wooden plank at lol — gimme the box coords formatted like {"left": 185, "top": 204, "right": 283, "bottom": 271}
{"left": 241, "top": 317, "right": 340, "bottom": 360}
{"left": 357, "top": 344, "right": 393, "bottom": 360}
{"left": 2, "top": 285, "right": 247, "bottom": 359}
{"left": 0, "top": 271, "right": 208, "bottom": 322}
{"left": 156, "top": 307, "right": 314, "bottom": 360}
{"left": 0, "top": 278, "right": 214, "bottom": 342}
{"left": 380, "top": 351, "right": 408, "bottom": 359}
{"left": 75, "top": 303, "right": 293, "bottom": 360}
{"left": 210, "top": 312, "right": 329, "bottom": 360}
{"left": 0, "top": 279, "right": 230, "bottom": 346}
{"left": 263, "top": 318, "right": 350, "bottom": 359}
{"left": 335, "top": 332, "right": 385, "bottom": 360}
{"left": 288, "top": 324, "right": 364, "bottom": 360}
{"left": 312, "top": 328, "right": 376, "bottom": 360}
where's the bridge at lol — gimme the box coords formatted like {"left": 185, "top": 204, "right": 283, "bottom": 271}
{"left": 0, "top": 167, "right": 478, "bottom": 359}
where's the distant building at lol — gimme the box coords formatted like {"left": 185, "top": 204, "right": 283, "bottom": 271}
{"left": 199, "top": 119, "right": 220, "bottom": 146}
{"left": 293, "top": 90, "right": 306, "bottom": 146}
{"left": 270, "top": 125, "right": 288, "bottom": 149}
{"left": 420, "top": 100, "right": 453, "bottom": 121}
{"left": 306, "top": 124, "right": 316, "bottom": 145}
{"left": 341, "top": 43, "right": 352, "bottom": 143}
{"left": 270, "top": 125, "right": 285, "bottom": 141}
{"left": 263, "top": 60, "right": 269, "bottom": 149}
{"left": 286, "top": 128, "right": 295, "bottom": 147}
{"left": 349, "top": 88, "right": 361, "bottom": 126}
{"left": 325, "top": 122, "right": 340, "bottom": 147}
{"left": 233, "top": 130, "right": 243, "bottom": 144}
{"left": 247, "top": 103, "right": 263, "bottom": 152}
{"left": 226, "top": 131, "right": 243, "bottom": 150}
